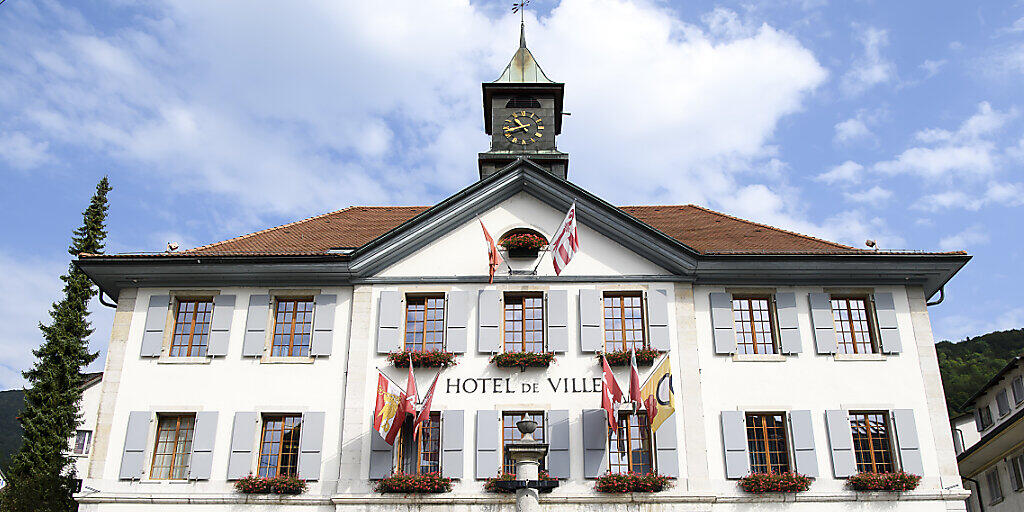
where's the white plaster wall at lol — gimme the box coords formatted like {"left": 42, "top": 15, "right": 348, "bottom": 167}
{"left": 951, "top": 414, "right": 980, "bottom": 455}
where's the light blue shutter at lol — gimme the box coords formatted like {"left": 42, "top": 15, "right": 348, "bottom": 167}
{"left": 188, "top": 411, "right": 218, "bottom": 480}
{"left": 119, "top": 411, "right": 150, "bottom": 479}
{"left": 475, "top": 410, "right": 500, "bottom": 479}
{"left": 582, "top": 409, "right": 607, "bottom": 478}
{"left": 477, "top": 291, "right": 501, "bottom": 353}
{"left": 721, "top": 411, "right": 748, "bottom": 478}
{"left": 788, "top": 410, "right": 818, "bottom": 477}
{"left": 141, "top": 295, "right": 169, "bottom": 357}
{"left": 825, "top": 410, "right": 856, "bottom": 477}
{"left": 445, "top": 291, "right": 469, "bottom": 353}
{"left": 298, "top": 412, "right": 325, "bottom": 480}
{"left": 547, "top": 410, "right": 569, "bottom": 478}
{"left": 442, "top": 410, "right": 464, "bottom": 478}
{"left": 647, "top": 289, "right": 671, "bottom": 351}
{"left": 208, "top": 295, "right": 234, "bottom": 356}
{"left": 775, "top": 293, "right": 802, "bottom": 354}
{"left": 710, "top": 293, "right": 736, "bottom": 355}
{"left": 655, "top": 413, "right": 679, "bottom": 477}
{"left": 579, "top": 290, "right": 603, "bottom": 352}
{"left": 996, "top": 390, "right": 1011, "bottom": 416}
{"left": 227, "top": 412, "right": 257, "bottom": 479}
{"left": 873, "top": 293, "right": 902, "bottom": 354}
{"left": 369, "top": 429, "right": 394, "bottom": 479}
{"left": 547, "top": 290, "right": 568, "bottom": 353}
{"left": 892, "top": 409, "right": 923, "bottom": 475}
{"left": 376, "top": 291, "right": 402, "bottom": 353}
{"left": 809, "top": 293, "right": 837, "bottom": 354}
{"left": 242, "top": 295, "right": 269, "bottom": 357}
{"left": 311, "top": 295, "right": 336, "bottom": 356}
{"left": 1013, "top": 377, "right": 1024, "bottom": 404}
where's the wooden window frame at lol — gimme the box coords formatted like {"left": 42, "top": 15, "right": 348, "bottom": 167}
{"left": 849, "top": 411, "right": 896, "bottom": 474}
{"left": 271, "top": 297, "right": 314, "bottom": 357}
{"left": 395, "top": 411, "right": 442, "bottom": 475}
{"left": 403, "top": 294, "right": 446, "bottom": 353}
{"left": 731, "top": 295, "right": 779, "bottom": 355}
{"left": 169, "top": 298, "right": 214, "bottom": 357}
{"left": 257, "top": 414, "right": 302, "bottom": 478}
{"left": 502, "top": 293, "right": 545, "bottom": 354}
{"left": 149, "top": 414, "right": 195, "bottom": 480}
{"left": 745, "top": 412, "right": 791, "bottom": 474}
{"left": 501, "top": 411, "right": 545, "bottom": 475}
{"left": 602, "top": 291, "right": 647, "bottom": 353}
{"left": 830, "top": 296, "right": 879, "bottom": 355}
{"left": 608, "top": 411, "right": 655, "bottom": 475}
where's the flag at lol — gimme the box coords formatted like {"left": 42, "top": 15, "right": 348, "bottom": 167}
{"left": 480, "top": 220, "right": 503, "bottom": 283}
{"left": 550, "top": 203, "right": 578, "bottom": 275}
{"left": 640, "top": 356, "right": 675, "bottom": 432}
{"left": 628, "top": 349, "right": 642, "bottom": 406}
{"left": 601, "top": 355, "right": 623, "bottom": 431}
{"left": 372, "top": 371, "right": 406, "bottom": 445}
{"left": 414, "top": 372, "right": 440, "bottom": 438}
{"left": 403, "top": 355, "right": 418, "bottom": 419}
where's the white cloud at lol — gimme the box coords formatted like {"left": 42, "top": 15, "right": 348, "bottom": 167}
{"left": 0, "top": 132, "right": 51, "bottom": 170}
{"left": 938, "top": 224, "right": 989, "bottom": 251}
{"left": 913, "top": 181, "right": 1024, "bottom": 211}
{"left": 815, "top": 160, "right": 863, "bottom": 184}
{"left": 1010, "top": 17, "right": 1024, "bottom": 33}
{"left": 841, "top": 26, "right": 896, "bottom": 96}
{"left": 920, "top": 59, "right": 946, "bottom": 78}
{"left": 934, "top": 307, "right": 1024, "bottom": 342}
{"left": 834, "top": 117, "right": 871, "bottom": 145}
{"left": 843, "top": 185, "right": 892, "bottom": 205}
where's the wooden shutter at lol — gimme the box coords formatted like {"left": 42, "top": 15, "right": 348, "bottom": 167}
{"left": 376, "top": 291, "right": 402, "bottom": 354}
{"left": 477, "top": 291, "right": 501, "bottom": 353}
{"left": 873, "top": 292, "right": 902, "bottom": 354}
{"left": 824, "top": 410, "right": 856, "bottom": 477}
{"left": 547, "top": 409, "right": 570, "bottom": 478}
{"left": 242, "top": 295, "right": 269, "bottom": 357}
{"left": 310, "top": 295, "right": 336, "bottom": 357}
{"left": 709, "top": 293, "right": 736, "bottom": 355}
{"left": 996, "top": 390, "right": 1011, "bottom": 416}
{"left": 118, "top": 411, "right": 150, "bottom": 479}
{"left": 582, "top": 409, "right": 607, "bottom": 478}
{"left": 226, "top": 412, "right": 258, "bottom": 480}
{"left": 188, "top": 411, "right": 218, "bottom": 480}
{"left": 207, "top": 295, "right": 234, "bottom": 356}
{"left": 141, "top": 295, "right": 170, "bottom": 357}
{"left": 775, "top": 293, "right": 802, "bottom": 354}
{"left": 441, "top": 410, "right": 464, "bottom": 478}
{"left": 809, "top": 293, "right": 837, "bottom": 354}
{"left": 1013, "top": 376, "right": 1024, "bottom": 404}
{"left": 445, "top": 291, "right": 469, "bottom": 354}
{"left": 1011, "top": 455, "right": 1024, "bottom": 491}
{"left": 892, "top": 409, "right": 923, "bottom": 475}
{"left": 298, "top": 412, "right": 325, "bottom": 480}
{"left": 546, "top": 290, "right": 569, "bottom": 353}
{"left": 974, "top": 408, "right": 984, "bottom": 432}
{"left": 788, "top": 410, "right": 818, "bottom": 477}
{"left": 647, "top": 289, "right": 671, "bottom": 351}
{"left": 720, "top": 411, "right": 748, "bottom": 478}
{"left": 475, "top": 410, "right": 500, "bottom": 479}
{"left": 655, "top": 413, "right": 679, "bottom": 477}
{"left": 579, "top": 290, "right": 603, "bottom": 352}
{"left": 368, "top": 429, "right": 394, "bottom": 479}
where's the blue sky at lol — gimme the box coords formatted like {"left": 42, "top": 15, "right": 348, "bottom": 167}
{"left": 1, "top": 0, "right": 1022, "bottom": 388}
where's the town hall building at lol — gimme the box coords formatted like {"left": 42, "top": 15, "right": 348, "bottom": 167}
{"left": 74, "top": 25, "right": 971, "bottom": 512}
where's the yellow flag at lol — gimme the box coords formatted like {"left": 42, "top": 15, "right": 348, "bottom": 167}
{"left": 640, "top": 356, "right": 675, "bottom": 432}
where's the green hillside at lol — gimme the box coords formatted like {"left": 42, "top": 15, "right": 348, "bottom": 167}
{"left": 937, "top": 328, "right": 1024, "bottom": 415}
{"left": 0, "top": 388, "right": 25, "bottom": 472}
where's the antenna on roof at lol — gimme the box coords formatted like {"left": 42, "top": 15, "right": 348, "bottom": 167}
{"left": 512, "top": 1, "right": 530, "bottom": 47}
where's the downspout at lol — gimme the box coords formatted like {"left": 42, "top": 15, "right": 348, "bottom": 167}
{"left": 926, "top": 286, "right": 945, "bottom": 307}
{"left": 963, "top": 476, "right": 983, "bottom": 512}
{"left": 98, "top": 289, "right": 118, "bottom": 308}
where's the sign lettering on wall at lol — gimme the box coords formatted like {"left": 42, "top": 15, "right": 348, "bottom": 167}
{"left": 445, "top": 377, "right": 603, "bottom": 394}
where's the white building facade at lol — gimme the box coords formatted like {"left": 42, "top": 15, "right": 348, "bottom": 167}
{"left": 75, "top": 29, "right": 971, "bottom": 512}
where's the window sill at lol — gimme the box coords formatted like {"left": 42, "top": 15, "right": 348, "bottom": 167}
{"left": 833, "top": 353, "right": 886, "bottom": 362}
{"left": 262, "top": 356, "right": 315, "bottom": 364}
{"left": 731, "top": 354, "right": 786, "bottom": 362}
{"left": 157, "top": 356, "right": 211, "bottom": 365}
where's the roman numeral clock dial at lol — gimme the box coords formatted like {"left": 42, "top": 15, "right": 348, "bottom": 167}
{"left": 502, "top": 111, "right": 545, "bottom": 145}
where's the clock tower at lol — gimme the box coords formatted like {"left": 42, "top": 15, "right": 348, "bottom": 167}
{"left": 479, "top": 24, "right": 569, "bottom": 180}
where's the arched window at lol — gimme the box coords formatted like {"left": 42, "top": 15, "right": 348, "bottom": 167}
{"left": 505, "top": 95, "right": 541, "bottom": 108}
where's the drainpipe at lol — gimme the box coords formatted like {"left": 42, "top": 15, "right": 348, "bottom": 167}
{"left": 926, "top": 286, "right": 945, "bottom": 307}
{"left": 98, "top": 289, "right": 118, "bottom": 308}
{"left": 962, "top": 476, "right": 983, "bottom": 512}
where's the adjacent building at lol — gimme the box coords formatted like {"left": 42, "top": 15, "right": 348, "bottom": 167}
{"left": 74, "top": 26, "right": 972, "bottom": 512}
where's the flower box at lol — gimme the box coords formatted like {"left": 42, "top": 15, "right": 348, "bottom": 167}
{"left": 601, "top": 348, "right": 660, "bottom": 366}
{"left": 484, "top": 471, "right": 557, "bottom": 493}
{"left": 388, "top": 350, "right": 458, "bottom": 368}
{"left": 234, "top": 474, "right": 307, "bottom": 495}
{"left": 490, "top": 351, "right": 556, "bottom": 368}
{"left": 738, "top": 472, "right": 812, "bottom": 493}
{"left": 847, "top": 471, "right": 921, "bottom": 491}
{"left": 499, "top": 233, "right": 547, "bottom": 259}
{"left": 594, "top": 472, "right": 672, "bottom": 493}
{"left": 374, "top": 472, "right": 453, "bottom": 494}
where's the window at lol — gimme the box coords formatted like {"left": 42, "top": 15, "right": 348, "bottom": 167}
{"left": 505, "top": 95, "right": 541, "bottom": 108}
{"left": 1009, "top": 454, "right": 1024, "bottom": 492}
{"left": 979, "top": 405, "right": 994, "bottom": 430}
{"left": 397, "top": 412, "right": 441, "bottom": 474}
{"left": 404, "top": 296, "right": 445, "bottom": 352}
{"left": 603, "top": 292, "right": 645, "bottom": 352}
{"left": 831, "top": 296, "right": 877, "bottom": 354}
{"left": 503, "top": 294, "right": 544, "bottom": 353}
{"left": 608, "top": 412, "right": 653, "bottom": 475}
{"left": 272, "top": 298, "right": 314, "bottom": 357}
{"left": 996, "top": 389, "right": 1011, "bottom": 416}
{"left": 987, "top": 468, "right": 1004, "bottom": 504}
{"left": 502, "top": 412, "right": 545, "bottom": 475}
{"left": 150, "top": 414, "right": 195, "bottom": 480}
{"left": 170, "top": 299, "right": 213, "bottom": 357}
{"left": 72, "top": 430, "right": 92, "bottom": 455}
{"left": 1012, "top": 376, "right": 1024, "bottom": 404}
{"left": 732, "top": 296, "right": 777, "bottom": 355}
{"left": 258, "top": 415, "right": 302, "bottom": 477}
{"left": 745, "top": 413, "right": 790, "bottom": 474}
{"left": 849, "top": 411, "right": 894, "bottom": 473}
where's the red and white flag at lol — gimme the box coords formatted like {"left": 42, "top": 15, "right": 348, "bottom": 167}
{"left": 628, "top": 349, "right": 642, "bottom": 407}
{"left": 480, "top": 220, "right": 503, "bottom": 283}
{"left": 550, "top": 203, "right": 578, "bottom": 275}
{"left": 414, "top": 372, "right": 440, "bottom": 438}
{"left": 601, "top": 355, "right": 624, "bottom": 431}
{"left": 403, "top": 355, "right": 418, "bottom": 419}
{"left": 372, "top": 371, "right": 406, "bottom": 445}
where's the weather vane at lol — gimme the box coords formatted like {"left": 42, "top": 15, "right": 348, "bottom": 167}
{"left": 512, "top": 0, "right": 529, "bottom": 23}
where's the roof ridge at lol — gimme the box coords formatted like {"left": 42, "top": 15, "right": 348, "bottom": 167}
{"left": 184, "top": 206, "right": 358, "bottom": 253}
{"left": 679, "top": 203, "right": 861, "bottom": 251}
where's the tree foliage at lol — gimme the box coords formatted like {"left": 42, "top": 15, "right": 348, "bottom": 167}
{"left": 937, "top": 328, "right": 1024, "bottom": 415}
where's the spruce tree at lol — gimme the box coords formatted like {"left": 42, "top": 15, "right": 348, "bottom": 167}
{"left": 1, "top": 178, "right": 111, "bottom": 512}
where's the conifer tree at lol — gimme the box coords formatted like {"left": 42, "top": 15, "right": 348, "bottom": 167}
{"left": 1, "top": 178, "right": 111, "bottom": 512}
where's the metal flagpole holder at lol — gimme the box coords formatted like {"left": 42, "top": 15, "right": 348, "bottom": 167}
{"left": 494, "top": 419, "right": 557, "bottom": 510}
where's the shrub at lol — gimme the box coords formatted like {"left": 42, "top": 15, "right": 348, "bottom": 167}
{"left": 234, "top": 474, "right": 307, "bottom": 495}
{"left": 490, "top": 351, "right": 556, "bottom": 368}
{"left": 594, "top": 472, "right": 672, "bottom": 493}
{"left": 235, "top": 474, "right": 271, "bottom": 494}
{"left": 847, "top": 471, "right": 921, "bottom": 491}
{"left": 483, "top": 470, "right": 557, "bottom": 493}
{"left": 601, "top": 348, "right": 660, "bottom": 366}
{"left": 499, "top": 233, "right": 547, "bottom": 251}
{"left": 738, "top": 472, "right": 812, "bottom": 493}
{"left": 374, "top": 472, "right": 453, "bottom": 494}
{"left": 388, "top": 350, "right": 458, "bottom": 368}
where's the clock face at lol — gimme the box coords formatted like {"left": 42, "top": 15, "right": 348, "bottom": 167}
{"left": 502, "top": 111, "right": 545, "bottom": 145}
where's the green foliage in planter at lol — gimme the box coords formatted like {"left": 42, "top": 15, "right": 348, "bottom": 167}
{"left": 498, "top": 233, "right": 547, "bottom": 251}
{"left": 483, "top": 470, "right": 557, "bottom": 493}
{"left": 738, "top": 472, "right": 812, "bottom": 493}
{"left": 490, "top": 351, "right": 556, "bottom": 368}
{"left": 601, "top": 348, "right": 660, "bottom": 366}
{"left": 388, "top": 350, "right": 458, "bottom": 368}
{"left": 594, "top": 472, "right": 672, "bottom": 493}
{"left": 847, "top": 471, "right": 921, "bottom": 491}
{"left": 374, "top": 472, "right": 453, "bottom": 494}
{"left": 234, "top": 474, "right": 307, "bottom": 495}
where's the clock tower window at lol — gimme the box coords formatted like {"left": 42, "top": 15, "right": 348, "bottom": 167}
{"left": 506, "top": 95, "right": 542, "bottom": 109}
